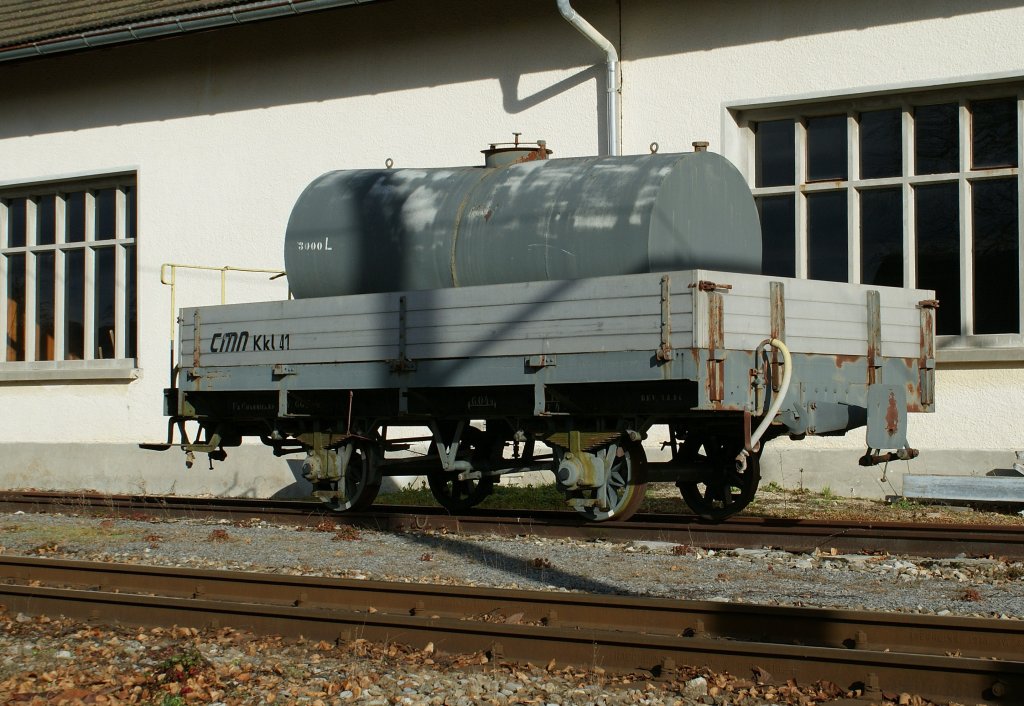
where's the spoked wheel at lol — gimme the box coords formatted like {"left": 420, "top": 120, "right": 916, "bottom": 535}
{"left": 314, "top": 443, "right": 382, "bottom": 512}
{"left": 427, "top": 426, "right": 498, "bottom": 513}
{"left": 676, "top": 432, "right": 760, "bottom": 521}
{"left": 565, "top": 444, "right": 648, "bottom": 522}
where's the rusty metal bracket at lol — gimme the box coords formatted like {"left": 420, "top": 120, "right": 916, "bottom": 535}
{"left": 526, "top": 354, "right": 556, "bottom": 368}
{"left": 387, "top": 295, "right": 418, "bottom": 373}
{"left": 742, "top": 409, "right": 757, "bottom": 454}
{"left": 769, "top": 282, "right": 785, "bottom": 392}
{"left": 388, "top": 358, "right": 418, "bottom": 373}
{"left": 866, "top": 290, "right": 882, "bottom": 386}
{"left": 706, "top": 291, "right": 726, "bottom": 402}
{"left": 859, "top": 447, "right": 920, "bottom": 466}
{"left": 688, "top": 280, "right": 732, "bottom": 292}
{"left": 191, "top": 310, "right": 202, "bottom": 371}
{"left": 917, "top": 299, "right": 937, "bottom": 408}
{"left": 656, "top": 275, "right": 673, "bottom": 362}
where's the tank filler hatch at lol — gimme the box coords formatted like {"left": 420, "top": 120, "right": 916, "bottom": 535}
{"left": 482, "top": 133, "right": 552, "bottom": 167}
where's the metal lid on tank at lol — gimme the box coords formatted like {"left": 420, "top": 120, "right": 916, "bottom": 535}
{"left": 482, "top": 133, "right": 552, "bottom": 167}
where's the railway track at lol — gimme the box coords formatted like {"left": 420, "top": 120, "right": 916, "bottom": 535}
{"left": 0, "top": 555, "right": 1020, "bottom": 704}
{"left": 2, "top": 490, "right": 1023, "bottom": 559}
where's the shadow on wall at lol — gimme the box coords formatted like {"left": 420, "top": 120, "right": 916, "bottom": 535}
{"left": 1, "top": 0, "right": 1017, "bottom": 140}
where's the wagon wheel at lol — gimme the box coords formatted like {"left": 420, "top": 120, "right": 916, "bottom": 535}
{"left": 676, "top": 432, "right": 760, "bottom": 521}
{"left": 567, "top": 444, "right": 648, "bottom": 523}
{"left": 315, "top": 444, "right": 382, "bottom": 513}
{"left": 427, "top": 426, "right": 497, "bottom": 513}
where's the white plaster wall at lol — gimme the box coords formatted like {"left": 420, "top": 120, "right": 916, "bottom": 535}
{"left": 1, "top": 0, "right": 1021, "bottom": 494}
{"left": 619, "top": 0, "right": 1024, "bottom": 160}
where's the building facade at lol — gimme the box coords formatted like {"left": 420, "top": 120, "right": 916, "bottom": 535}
{"left": 1, "top": 0, "right": 1022, "bottom": 498}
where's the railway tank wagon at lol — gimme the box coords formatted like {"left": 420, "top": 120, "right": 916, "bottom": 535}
{"left": 149, "top": 140, "right": 936, "bottom": 521}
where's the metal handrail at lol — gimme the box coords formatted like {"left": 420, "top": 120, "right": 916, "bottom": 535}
{"left": 160, "top": 262, "right": 286, "bottom": 341}
{"left": 159, "top": 262, "right": 287, "bottom": 385}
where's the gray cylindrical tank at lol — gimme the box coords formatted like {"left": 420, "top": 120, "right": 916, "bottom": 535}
{"left": 284, "top": 149, "right": 761, "bottom": 299}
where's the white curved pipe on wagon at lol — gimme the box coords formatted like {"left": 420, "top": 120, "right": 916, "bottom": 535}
{"left": 737, "top": 338, "right": 792, "bottom": 470}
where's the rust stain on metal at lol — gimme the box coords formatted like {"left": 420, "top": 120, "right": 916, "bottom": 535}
{"left": 917, "top": 301, "right": 937, "bottom": 409}
{"left": 689, "top": 280, "right": 732, "bottom": 292}
{"left": 769, "top": 282, "right": 785, "bottom": 391}
{"left": 834, "top": 354, "right": 860, "bottom": 368}
{"left": 885, "top": 391, "right": 900, "bottom": 438}
{"left": 707, "top": 292, "right": 725, "bottom": 402}
{"left": 191, "top": 311, "right": 202, "bottom": 373}
{"left": 866, "top": 290, "right": 882, "bottom": 387}
{"left": 656, "top": 275, "right": 673, "bottom": 362}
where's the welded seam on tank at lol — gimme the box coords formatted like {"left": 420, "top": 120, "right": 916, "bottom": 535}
{"left": 449, "top": 167, "right": 507, "bottom": 287}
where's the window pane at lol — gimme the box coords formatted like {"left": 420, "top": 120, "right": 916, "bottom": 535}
{"left": 126, "top": 186, "right": 137, "bottom": 240}
{"left": 95, "top": 189, "right": 116, "bottom": 241}
{"left": 807, "top": 191, "right": 848, "bottom": 282}
{"left": 860, "top": 188, "right": 903, "bottom": 287}
{"left": 126, "top": 245, "right": 137, "bottom": 359}
{"left": 915, "top": 103, "right": 958, "bottom": 175}
{"left": 35, "top": 251, "right": 55, "bottom": 360}
{"left": 972, "top": 98, "right": 1017, "bottom": 169}
{"left": 66, "top": 192, "right": 85, "bottom": 243}
{"left": 757, "top": 195, "right": 795, "bottom": 277}
{"left": 859, "top": 109, "right": 902, "bottom": 179}
{"left": 36, "top": 195, "right": 56, "bottom": 246}
{"left": 755, "top": 120, "right": 795, "bottom": 187}
{"left": 7, "top": 199, "right": 27, "bottom": 248}
{"left": 6, "top": 253, "right": 26, "bottom": 361}
{"left": 915, "top": 183, "right": 960, "bottom": 335}
{"left": 973, "top": 178, "right": 1019, "bottom": 334}
{"left": 95, "top": 248, "right": 116, "bottom": 359}
{"left": 807, "top": 115, "right": 848, "bottom": 181}
{"left": 65, "top": 249, "right": 85, "bottom": 360}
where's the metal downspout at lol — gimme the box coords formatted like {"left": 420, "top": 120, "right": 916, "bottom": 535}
{"left": 556, "top": 0, "right": 620, "bottom": 156}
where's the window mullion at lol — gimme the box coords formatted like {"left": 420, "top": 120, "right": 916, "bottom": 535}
{"left": 903, "top": 106, "right": 916, "bottom": 289}
{"left": 1018, "top": 93, "right": 1024, "bottom": 335}
{"left": 83, "top": 191, "right": 96, "bottom": 360}
{"left": 959, "top": 101, "right": 972, "bottom": 336}
{"left": 23, "top": 199, "right": 37, "bottom": 362}
{"left": 113, "top": 189, "right": 127, "bottom": 359}
{"left": 54, "top": 195, "right": 66, "bottom": 360}
{"left": 848, "top": 114, "right": 861, "bottom": 283}
{"left": 795, "top": 120, "right": 808, "bottom": 278}
{"left": 0, "top": 200, "right": 7, "bottom": 360}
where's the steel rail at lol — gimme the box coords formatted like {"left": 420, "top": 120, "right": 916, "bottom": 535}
{"left": 0, "top": 556, "right": 1019, "bottom": 704}
{"left": 1, "top": 555, "right": 1019, "bottom": 660}
{"left": 1, "top": 490, "right": 1023, "bottom": 559}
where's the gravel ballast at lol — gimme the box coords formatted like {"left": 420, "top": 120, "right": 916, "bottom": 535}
{"left": 1, "top": 509, "right": 1020, "bottom": 705}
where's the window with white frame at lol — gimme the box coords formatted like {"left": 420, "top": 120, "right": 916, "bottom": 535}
{"left": 2, "top": 175, "right": 137, "bottom": 366}
{"left": 745, "top": 85, "right": 1022, "bottom": 342}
